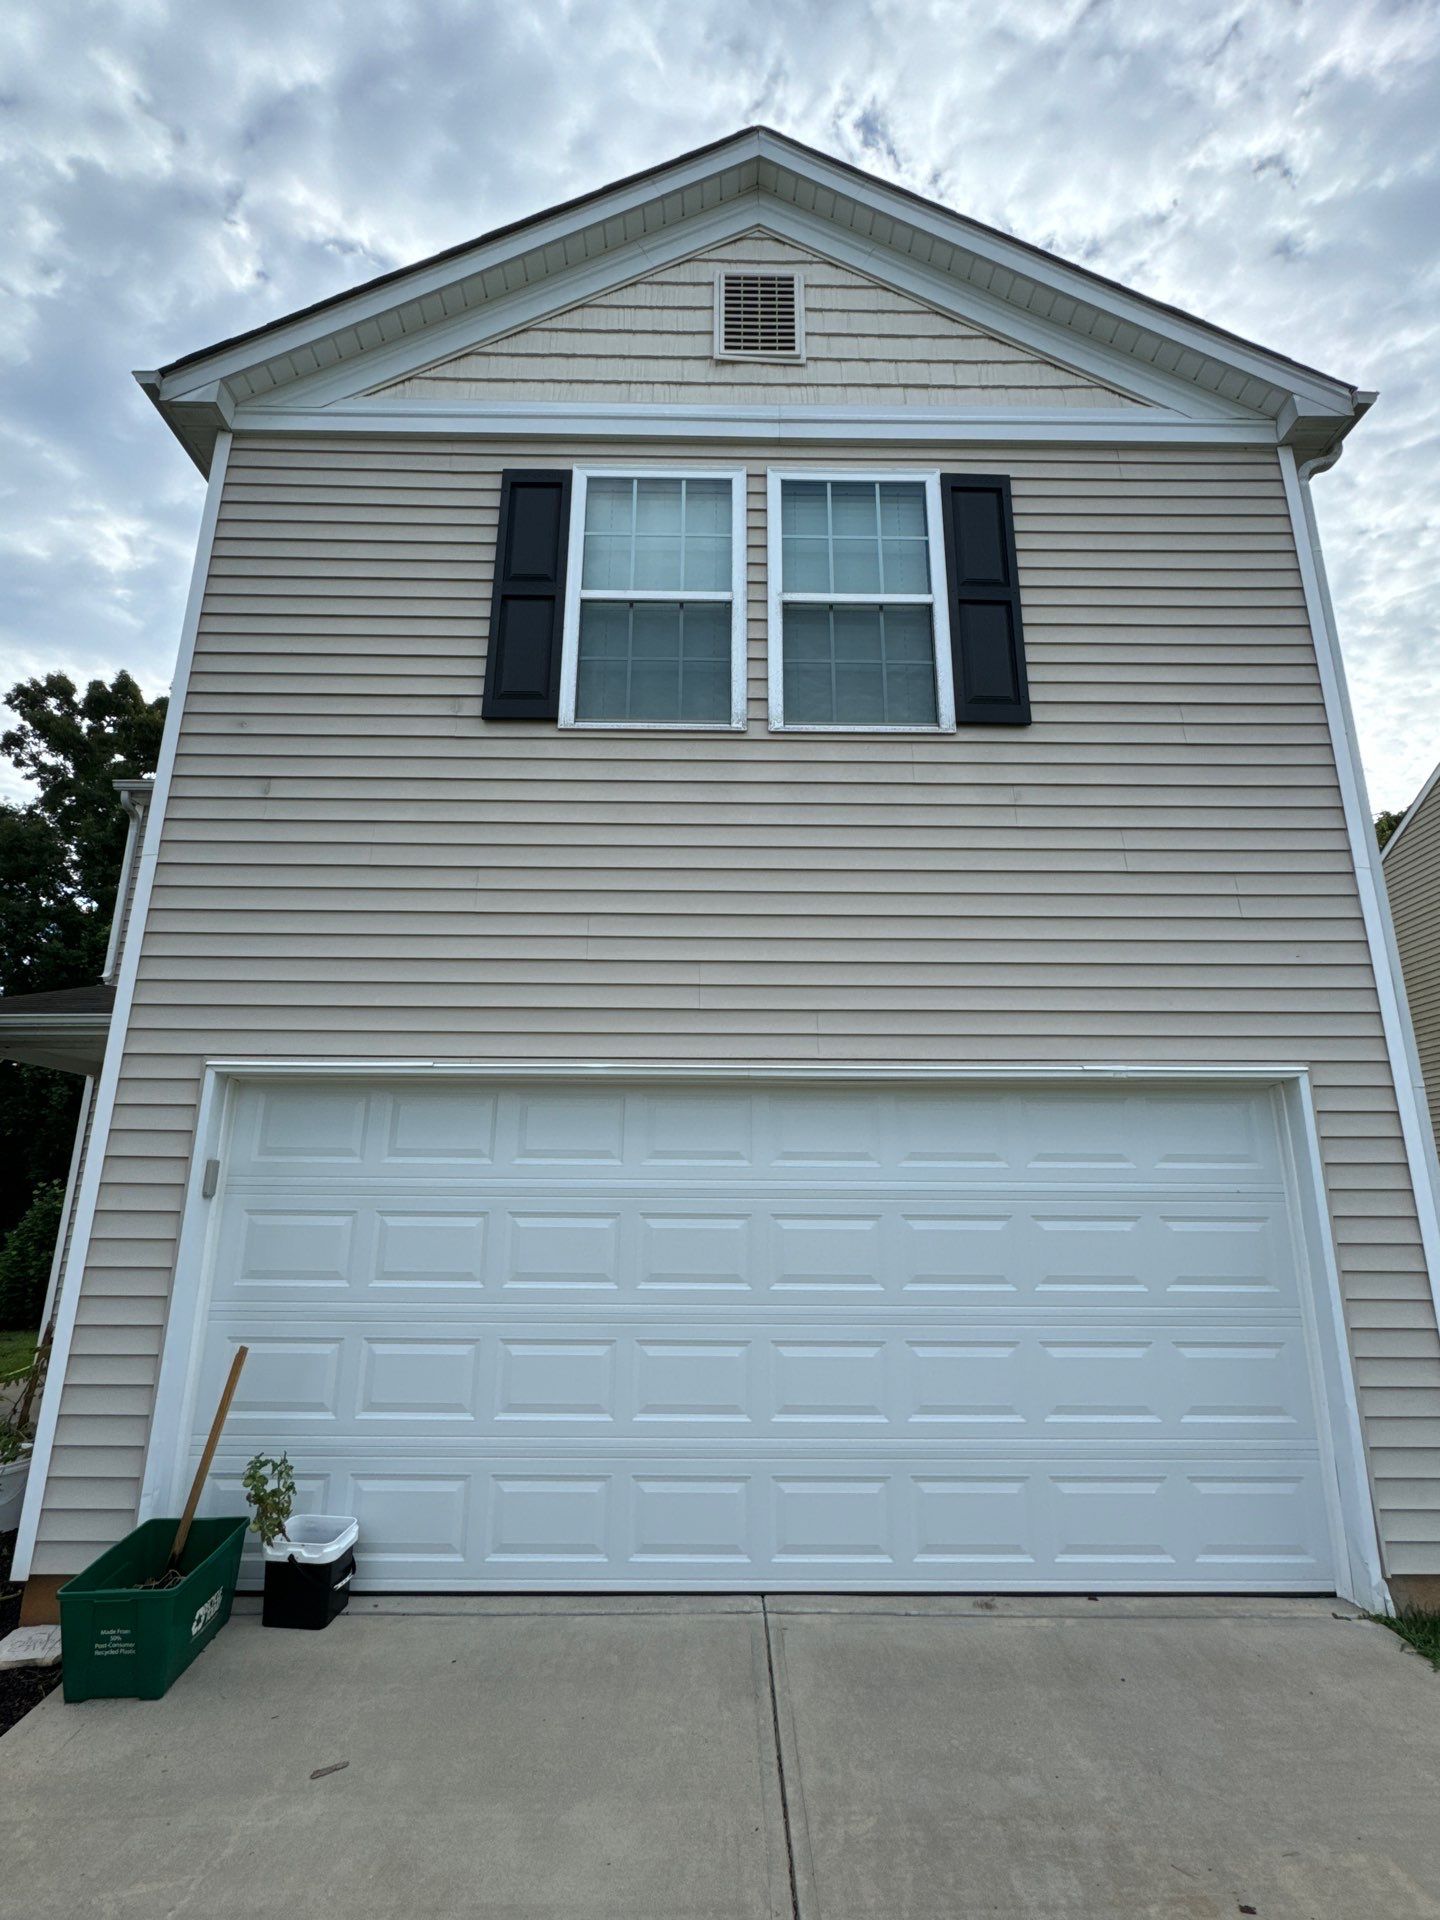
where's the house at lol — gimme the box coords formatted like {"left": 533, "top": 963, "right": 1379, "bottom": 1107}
{"left": 14, "top": 127, "right": 1440, "bottom": 1620}
{"left": 1384, "top": 764, "right": 1440, "bottom": 1145}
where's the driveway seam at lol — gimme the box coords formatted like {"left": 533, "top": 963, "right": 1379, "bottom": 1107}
{"left": 763, "top": 1598, "right": 813, "bottom": 1920}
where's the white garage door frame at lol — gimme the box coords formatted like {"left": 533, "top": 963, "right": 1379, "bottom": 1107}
{"left": 137, "top": 1060, "right": 1385, "bottom": 1610}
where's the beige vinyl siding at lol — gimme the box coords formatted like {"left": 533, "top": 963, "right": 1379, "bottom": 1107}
{"left": 373, "top": 229, "right": 1145, "bottom": 410}
{"left": 29, "top": 434, "right": 1440, "bottom": 1578}
{"left": 1386, "top": 780, "right": 1440, "bottom": 1144}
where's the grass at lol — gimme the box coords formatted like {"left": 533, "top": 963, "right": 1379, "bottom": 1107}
{"left": 1369, "top": 1608, "right": 1440, "bottom": 1671}
{"left": 0, "top": 1330, "right": 37, "bottom": 1381}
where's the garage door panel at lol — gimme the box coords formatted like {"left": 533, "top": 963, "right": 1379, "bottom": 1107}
{"left": 224, "top": 1083, "right": 1285, "bottom": 1188}
{"left": 190, "top": 1079, "right": 1336, "bottom": 1591}
{"left": 210, "top": 1190, "right": 1297, "bottom": 1310}
{"left": 201, "top": 1453, "right": 1333, "bottom": 1590}
{"left": 196, "top": 1318, "right": 1320, "bottom": 1447}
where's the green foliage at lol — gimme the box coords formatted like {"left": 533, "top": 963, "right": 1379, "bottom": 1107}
{"left": 0, "top": 1067, "right": 81, "bottom": 1245}
{"left": 1, "top": 670, "right": 167, "bottom": 919}
{"left": 0, "top": 1180, "right": 64, "bottom": 1329}
{"left": 1375, "top": 809, "right": 1406, "bottom": 850}
{"left": 0, "top": 668, "right": 165, "bottom": 1236}
{"left": 1369, "top": 1607, "right": 1440, "bottom": 1671}
{"left": 243, "top": 1453, "right": 297, "bottom": 1548}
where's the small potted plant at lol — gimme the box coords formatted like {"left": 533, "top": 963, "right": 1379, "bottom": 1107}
{"left": 0, "top": 1346, "right": 44, "bottom": 1532}
{"left": 244, "top": 1453, "right": 358, "bottom": 1631}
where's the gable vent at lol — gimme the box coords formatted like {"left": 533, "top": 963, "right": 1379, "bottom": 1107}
{"left": 717, "top": 272, "right": 803, "bottom": 359}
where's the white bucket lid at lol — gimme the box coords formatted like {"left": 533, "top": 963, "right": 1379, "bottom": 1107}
{"left": 263, "top": 1514, "right": 359, "bottom": 1563}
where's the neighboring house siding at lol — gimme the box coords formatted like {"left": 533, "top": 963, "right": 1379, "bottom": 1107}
{"left": 1386, "top": 784, "right": 1440, "bottom": 1143}
{"left": 372, "top": 230, "right": 1146, "bottom": 409}
{"left": 28, "top": 433, "right": 1440, "bottom": 1578}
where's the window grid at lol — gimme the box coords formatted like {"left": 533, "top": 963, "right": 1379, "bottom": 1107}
{"left": 784, "top": 605, "right": 938, "bottom": 727}
{"left": 580, "top": 477, "right": 733, "bottom": 600}
{"left": 768, "top": 474, "right": 956, "bottom": 733}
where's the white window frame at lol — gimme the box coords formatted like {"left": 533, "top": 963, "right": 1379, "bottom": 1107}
{"left": 766, "top": 468, "right": 956, "bottom": 733}
{"left": 559, "top": 467, "right": 749, "bottom": 731}
{"left": 713, "top": 269, "right": 806, "bottom": 363}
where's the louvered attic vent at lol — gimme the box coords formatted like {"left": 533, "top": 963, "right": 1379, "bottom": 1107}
{"left": 716, "top": 271, "right": 803, "bottom": 360}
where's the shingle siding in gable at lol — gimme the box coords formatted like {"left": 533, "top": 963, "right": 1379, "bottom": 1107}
{"left": 26, "top": 433, "right": 1440, "bottom": 1582}
{"left": 371, "top": 230, "right": 1147, "bottom": 409}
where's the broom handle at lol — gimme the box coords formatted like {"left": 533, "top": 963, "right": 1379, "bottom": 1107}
{"left": 168, "top": 1344, "right": 248, "bottom": 1569}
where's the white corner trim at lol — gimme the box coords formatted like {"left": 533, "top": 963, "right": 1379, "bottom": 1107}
{"left": 1279, "top": 444, "right": 1440, "bottom": 1335}
{"left": 1380, "top": 756, "right": 1440, "bottom": 863}
{"left": 1276, "top": 1075, "right": 1386, "bottom": 1611}
{"left": 35, "top": 1077, "right": 94, "bottom": 1342}
{"left": 11, "top": 430, "right": 234, "bottom": 1583}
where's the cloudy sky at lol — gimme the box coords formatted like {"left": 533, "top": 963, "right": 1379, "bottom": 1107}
{"left": 2, "top": 0, "right": 1437, "bottom": 810}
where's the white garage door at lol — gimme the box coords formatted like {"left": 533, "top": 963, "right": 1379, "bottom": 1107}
{"left": 191, "top": 1078, "right": 1337, "bottom": 1590}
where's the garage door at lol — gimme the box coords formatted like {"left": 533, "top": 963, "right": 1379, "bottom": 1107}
{"left": 191, "top": 1078, "right": 1337, "bottom": 1590}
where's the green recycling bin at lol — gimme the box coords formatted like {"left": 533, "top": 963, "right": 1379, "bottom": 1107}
{"left": 57, "top": 1516, "right": 248, "bottom": 1702}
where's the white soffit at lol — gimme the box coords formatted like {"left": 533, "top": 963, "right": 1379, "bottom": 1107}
{"left": 137, "top": 126, "right": 1370, "bottom": 471}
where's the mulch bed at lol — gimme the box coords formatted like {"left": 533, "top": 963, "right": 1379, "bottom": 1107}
{"left": 0, "top": 1528, "right": 62, "bottom": 1738}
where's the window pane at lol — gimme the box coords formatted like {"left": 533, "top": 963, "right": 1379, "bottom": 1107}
{"left": 584, "top": 476, "right": 732, "bottom": 592}
{"left": 781, "top": 478, "right": 930, "bottom": 597}
{"left": 585, "top": 478, "right": 634, "bottom": 534}
{"left": 782, "top": 604, "right": 938, "bottom": 726}
{"left": 575, "top": 602, "right": 732, "bottom": 723}
{"left": 830, "top": 482, "right": 878, "bottom": 540}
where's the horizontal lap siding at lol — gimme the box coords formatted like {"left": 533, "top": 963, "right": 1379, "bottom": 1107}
{"left": 1385, "top": 790, "right": 1440, "bottom": 1146}
{"left": 30, "top": 434, "right": 1440, "bottom": 1579}
{"left": 375, "top": 230, "right": 1140, "bottom": 408}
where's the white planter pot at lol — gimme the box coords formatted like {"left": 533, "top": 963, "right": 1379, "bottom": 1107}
{"left": 0, "top": 1449, "right": 32, "bottom": 1533}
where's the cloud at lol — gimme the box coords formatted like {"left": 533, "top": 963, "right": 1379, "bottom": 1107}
{"left": 1, "top": 0, "right": 1437, "bottom": 807}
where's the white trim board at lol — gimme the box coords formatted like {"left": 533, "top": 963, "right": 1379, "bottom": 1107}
{"left": 1278, "top": 445, "right": 1440, "bottom": 1335}
{"left": 230, "top": 403, "right": 1278, "bottom": 448}
{"left": 134, "top": 1058, "right": 1384, "bottom": 1609}
{"left": 11, "top": 431, "right": 235, "bottom": 1584}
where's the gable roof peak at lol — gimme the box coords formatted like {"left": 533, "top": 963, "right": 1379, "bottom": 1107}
{"left": 138, "top": 123, "right": 1371, "bottom": 473}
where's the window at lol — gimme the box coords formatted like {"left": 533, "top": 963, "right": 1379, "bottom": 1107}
{"left": 766, "top": 473, "right": 955, "bottom": 731}
{"left": 560, "top": 471, "right": 747, "bottom": 728}
{"left": 715, "top": 272, "right": 804, "bottom": 360}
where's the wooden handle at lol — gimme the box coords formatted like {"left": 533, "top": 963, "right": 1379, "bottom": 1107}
{"left": 168, "top": 1344, "right": 248, "bottom": 1570}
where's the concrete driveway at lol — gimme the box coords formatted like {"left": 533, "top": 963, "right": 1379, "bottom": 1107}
{"left": 2, "top": 1594, "right": 1438, "bottom": 1920}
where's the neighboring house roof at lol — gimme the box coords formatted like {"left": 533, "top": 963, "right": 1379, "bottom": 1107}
{"left": 136, "top": 125, "right": 1373, "bottom": 474}
{"left": 1382, "top": 761, "right": 1440, "bottom": 864}
{"left": 0, "top": 982, "right": 114, "bottom": 1075}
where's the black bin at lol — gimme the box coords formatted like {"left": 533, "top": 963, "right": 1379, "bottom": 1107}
{"left": 261, "top": 1516, "right": 358, "bottom": 1631}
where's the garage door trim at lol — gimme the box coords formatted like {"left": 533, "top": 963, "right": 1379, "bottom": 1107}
{"left": 138, "top": 1061, "right": 1383, "bottom": 1608}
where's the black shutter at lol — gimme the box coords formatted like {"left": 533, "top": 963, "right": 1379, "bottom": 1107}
{"left": 480, "top": 470, "right": 572, "bottom": 720}
{"left": 939, "top": 473, "right": 1030, "bottom": 726}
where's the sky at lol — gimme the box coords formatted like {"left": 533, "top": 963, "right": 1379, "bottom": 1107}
{"left": 1, "top": 0, "right": 1437, "bottom": 812}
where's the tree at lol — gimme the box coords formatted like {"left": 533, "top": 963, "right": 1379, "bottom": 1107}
{"left": 0, "top": 1181, "right": 65, "bottom": 1328}
{"left": 1, "top": 671, "right": 167, "bottom": 981}
{"left": 1375, "top": 809, "right": 1406, "bottom": 851}
{"left": 0, "top": 670, "right": 167, "bottom": 1247}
